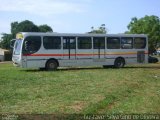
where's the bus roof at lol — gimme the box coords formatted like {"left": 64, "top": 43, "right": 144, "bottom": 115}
{"left": 18, "top": 32, "right": 148, "bottom": 38}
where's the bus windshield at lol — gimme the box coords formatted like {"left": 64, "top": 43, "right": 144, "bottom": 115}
{"left": 13, "top": 39, "right": 23, "bottom": 55}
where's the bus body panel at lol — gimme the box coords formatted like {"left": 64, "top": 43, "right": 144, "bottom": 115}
{"left": 12, "top": 32, "right": 148, "bottom": 69}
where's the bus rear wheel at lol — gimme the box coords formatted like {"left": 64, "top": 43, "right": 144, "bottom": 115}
{"left": 114, "top": 58, "right": 125, "bottom": 68}
{"left": 46, "top": 60, "right": 58, "bottom": 71}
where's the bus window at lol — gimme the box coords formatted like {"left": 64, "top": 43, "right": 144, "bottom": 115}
{"left": 78, "top": 37, "right": 92, "bottom": 49}
{"left": 63, "top": 37, "right": 76, "bottom": 49}
{"left": 134, "top": 37, "right": 146, "bottom": 49}
{"left": 121, "top": 37, "right": 133, "bottom": 49}
{"left": 23, "top": 36, "right": 41, "bottom": 54}
{"left": 14, "top": 40, "right": 22, "bottom": 55}
{"left": 43, "top": 36, "right": 61, "bottom": 49}
{"left": 107, "top": 37, "right": 120, "bottom": 49}
{"left": 93, "top": 37, "right": 105, "bottom": 49}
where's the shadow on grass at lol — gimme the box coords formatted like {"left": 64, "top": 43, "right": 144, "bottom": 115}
{"left": 22, "top": 64, "right": 160, "bottom": 72}
{"left": 124, "top": 64, "right": 160, "bottom": 69}
{"left": 23, "top": 67, "right": 105, "bottom": 72}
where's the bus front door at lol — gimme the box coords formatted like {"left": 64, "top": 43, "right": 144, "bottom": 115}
{"left": 63, "top": 37, "right": 76, "bottom": 60}
{"left": 93, "top": 37, "right": 105, "bottom": 59}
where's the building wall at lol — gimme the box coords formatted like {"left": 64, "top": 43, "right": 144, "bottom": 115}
{"left": 0, "top": 55, "right": 4, "bottom": 61}
{"left": 0, "top": 51, "right": 4, "bottom": 55}
{"left": 0, "top": 48, "right": 11, "bottom": 61}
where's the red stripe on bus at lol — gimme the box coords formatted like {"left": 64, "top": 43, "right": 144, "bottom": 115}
{"left": 23, "top": 52, "right": 148, "bottom": 57}
{"left": 23, "top": 54, "right": 63, "bottom": 56}
{"left": 23, "top": 54, "right": 93, "bottom": 56}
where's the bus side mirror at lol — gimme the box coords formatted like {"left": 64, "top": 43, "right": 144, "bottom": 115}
{"left": 10, "top": 39, "right": 16, "bottom": 48}
{"left": 24, "top": 41, "right": 30, "bottom": 51}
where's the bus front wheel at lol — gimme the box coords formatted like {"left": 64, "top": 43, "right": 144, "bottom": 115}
{"left": 46, "top": 60, "right": 58, "bottom": 71}
{"left": 114, "top": 58, "right": 125, "bottom": 68}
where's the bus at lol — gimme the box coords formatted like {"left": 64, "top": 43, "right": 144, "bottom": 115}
{"left": 12, "top": 32, "right": 148, "bottom": 70}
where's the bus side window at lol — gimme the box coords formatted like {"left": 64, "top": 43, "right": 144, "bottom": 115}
{"left": 43, "top": 36, "right": 61, "bottom": 49}
{"left": 93, "top": 37, "right": 105, "bottom": 49}
{"left": 134, "top": 37, "right": 146, "bottom": 49}
{"left": 78, "top": 37, "right": 92, "bottom": 49}
{"left": 63, "top": 37, "right": 76, "bottom": 49}
{"left": 107, "top": 37, "right": 120, "bottom": 49}
{"left": 121, "top": 37, "right": 133, "bottom": 49}
{"left": 23, "top": 36, "right": 41, "bottom": 54}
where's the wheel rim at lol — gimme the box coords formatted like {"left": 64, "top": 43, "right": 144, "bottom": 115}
{"left": 115, "top": 58, "right": 124, "bottom": 68}
{"left": 49, "top": 63, "right": 55, "bottom": 69}
{"left": 117, "top": 61, "right": 123, "bottom": 67}
{"left": 46, "top": 60, "right": 57, "bottom": 70}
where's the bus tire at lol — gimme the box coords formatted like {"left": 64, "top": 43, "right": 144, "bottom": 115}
{"left": 46, "top": 60, "right": 58, "bottom": 71}
{"left": 114, "top": 57, "right": 125, "bottom": 68}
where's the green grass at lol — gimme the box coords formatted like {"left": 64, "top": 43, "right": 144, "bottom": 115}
{"left": 0, "top": 63, "right": 160, "bottom": 114}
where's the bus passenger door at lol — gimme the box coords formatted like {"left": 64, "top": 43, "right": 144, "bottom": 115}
{"left": 93, "top": 37, "right": 105, "bottom": 59}
{"left": 137, "top": 51, "right": 145, "bottom": 63}
{"left": 63, "top": 37, "right": 76, "bottom": 60}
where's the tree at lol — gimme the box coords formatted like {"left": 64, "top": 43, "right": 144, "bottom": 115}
{"left": 88, "top": 24, "right": 107, "bottom": 34}
{"left": 11, "top": 20, "right": 40, "bottom": 38}
{"left": 38, "top": 24, "right": 53, "bottom": 32}
{"left": 0, "top": 33, "right": 12, "bottom": 49}
{"left": 126, "top": 15, "right": 160, "bottom": 53}
{"left": 0, "top": 20, "right": 53, "bottom": 49}
{"left": 11, "top": 21, "right": 18, "bottom": 38}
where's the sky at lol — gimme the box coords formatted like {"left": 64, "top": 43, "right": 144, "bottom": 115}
{"left": 0, "top": 0, "right": 160, "bottom": 38}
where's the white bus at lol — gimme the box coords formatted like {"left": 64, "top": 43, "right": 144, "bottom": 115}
{"left": 12, "top": 32, "right": 148, "bottom": 70}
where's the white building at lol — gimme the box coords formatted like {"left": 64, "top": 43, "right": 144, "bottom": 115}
{"left": 0, "top": 48, "right": 11, "bottom": 61}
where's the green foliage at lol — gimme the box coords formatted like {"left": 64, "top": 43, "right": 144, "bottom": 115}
{"left": 0, "top": 20, "right": 53, "bottom": 49}
{"left": 11, "top": 20, "right": 40, "bottom": 38}
{"left": 126, "top": 15, "right": 160, "bottom": 53}
{"left": 0, "top": 33, "right": 12, "bottom": 49}
{"left": 11, "top": 21, "right": 18, "bottom": 38}
{"left": 38, "top": 24, "right": 53, "bottom": 32}
{"left": 89, "top": 24, "right": 107, "bottom": 34}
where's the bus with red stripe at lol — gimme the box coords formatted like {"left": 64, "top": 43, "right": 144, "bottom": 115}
{"left": 12, "top": 32, "right": 148, "bottom": 70}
